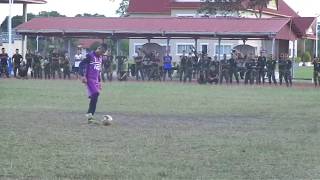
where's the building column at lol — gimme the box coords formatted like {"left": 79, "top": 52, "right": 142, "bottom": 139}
{"left": 292, "top": 40, "right": 296, "bottom": 79}
{"left": 194, "top": 38, "right": 198, "bottom": 54}
{"left": 22, "top": 3, "right": 27, "bottom": 57}
{"left": 166, "top": 37, "right": 170, "bottom": 55}
{"left": 218, "top": 38, "right": 221, "bottom": 61}
{"left": 271, "top": 38, "right": 276, "bottom": 59}
{"left": 116, "top": 39, "right": 119, "bottom": 56}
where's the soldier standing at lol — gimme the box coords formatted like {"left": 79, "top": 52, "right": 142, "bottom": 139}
{"left": 50, "top": 49, "right": 60, "bottom": 79}
{"left": 163, "top": 51, "right": 173, "bottom": 81}
{"left": 219, "top": 54, "right": 230, "bottom": 84}
{"left": 244, "top": 54, "right": 255, "bottom": 85}
{"left": 184, "top": 52, "right": 193, "bottom": 83}
{"left": 134, "top": 48, "right": 144, "bottom": 81}
{"left": 284, "top": 53, "right": 292, "bottom": 87}
{"left": 12, "top": 49, "right": 23, "bottom": 78}
{"left": 25, "top": 49, "right": 33, "bottom": 78}
{"left": 228, "top": 53, "right": 239, "bottom": 84}
{"left": 278, "top": 53, "right": 288, "bottom": 86}
{"left": 63, "top": 53, "right": 71, "bottom": 79}
{"left": 266, "top": 54, "right": 277, "bottom": 85}
{"left": 102, "top": 49, "right": 114, "bottom": 82}
{"left": 179, "top": 50, "right": 187, "bottom": 82}
{"left": 312, "top": 57, "right": 320, "bottom": 87}
{"left": 0, "top": 48, "right": 9, "bottom": 78}
{"left": 33, "top": 52, "right": 42, "bottom": 79}
{"left": 257, "top": 52, "right": 267, "bottom": 84}
{"left": 43, "top": 55, "right": 51, "bottom": 79}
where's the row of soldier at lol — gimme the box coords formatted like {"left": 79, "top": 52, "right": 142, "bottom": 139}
{"left": 182, "top": 50, "right": 294, "bottom": 87}
{"left": 1, "top": 47, "right": 315, "bottom": 88}
{"left": 0, "top": 48, "right": 72, "bottom": 80}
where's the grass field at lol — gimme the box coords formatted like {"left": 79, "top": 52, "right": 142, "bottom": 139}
{"left": 0, "top": 80, "right": 320, "bottom": 179}
{"left": 294, "top": 66, "right": 313, "bottom": 80}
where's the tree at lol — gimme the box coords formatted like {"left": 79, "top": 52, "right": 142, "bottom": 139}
{"left": 1, "top": 11, "right": 66, "bottom": 31}
{"left": 198, "top": 0, "right": 245, "bottom": 17}
{"left": 75, "top": 13, "right": 105, "bottom": 17}
{"left": 247, "top": 0, "right": 273, "bottom": 18}
{"left": 198, "top": 0, "right": 273, "bottom": 18}
{"left": 116, "top": 0, "right": 129, "bottom": 17}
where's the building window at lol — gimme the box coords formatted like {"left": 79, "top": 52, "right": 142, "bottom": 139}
{"left": 133, "top": 43, "right": 143, "bottom": 56}
{"left": 200, "top": 44, "right": 208, "bottom": 54}
{"left": 215, "top": 44, "right": 232, "bottom": 57}
{"left": 176, "top": 43, "right": 194, "bottom": 55}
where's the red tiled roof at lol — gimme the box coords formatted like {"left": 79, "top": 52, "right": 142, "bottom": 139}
{"left": 0, "top": 0, "right": 46, "bottom": 4}
{"left": 260, "top": 0, "right": 299, "bottom": 17}
{"left": 292, "top": 17, "right": 316, "bottom": 39}
{"left": 128, "top": 0, "right": 298, "bottom": 18}
{"left": 16, "top": 17, "right": 297, "bottom": 40}
{"left": 127, "top": 0, "right": 170, "bottom": 14}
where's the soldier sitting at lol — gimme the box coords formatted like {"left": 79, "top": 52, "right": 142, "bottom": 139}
{"left": 18, "top": 61, "right": 28, "bottom": 79}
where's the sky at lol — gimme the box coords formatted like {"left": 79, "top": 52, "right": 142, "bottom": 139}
{"left": 0, "top": 0, "right": 319, "bottom": 23}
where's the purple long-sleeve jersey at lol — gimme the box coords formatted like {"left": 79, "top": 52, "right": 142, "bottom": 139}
{"left": 85, "top": 51, "right": 102, "bottom": 97}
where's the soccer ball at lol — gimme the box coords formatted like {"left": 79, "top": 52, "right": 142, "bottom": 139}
{"left": 102, "top": 115, "right": 113, "bottom": 126}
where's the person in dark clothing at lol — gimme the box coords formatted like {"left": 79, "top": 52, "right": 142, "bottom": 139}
{"left": 0, "top": 48, "right": 9, "bottom": 78}
{"left": 184, "top": 52, "right": 193, "bottom": 83}
{"left": 50, "top": 49, "right": 60, "bottom": 79}
{"left": 179, "top": 50, "right": 187, "bottom": 82}
{"left": 244, "top": 54, "right": 256, "bottom": 85}
{"left": 312, "top": 57, "right": 320, "bottom": 87}
{"left": 284, "top": 53, "right": 292, "bottom": 87}
{"left": 63, "top": 53, "right": 71, "bottom": 79}
{"left": 33, "top": 52, "right": 42, "bottom": 79}
{"left": 228, "top": 53, "right": 239, "bottom": 84}
{"left": 25, "top": 49, "right": 33, "bottom": 77}
{"left": 256, "top": 53, "right": 267, "bottom": 84}
{"left": 12, "top": 49, "right": 23, "bottom": 78}
{"left": 219, "top": 54, "right": 230, "bottom": 84}
{"left": 134, "top": 48, "right": 145, "bottom": 81}
{"left": 278, "top": 53, "right": 288, "bottom": 86}
{"left": 266, "top": 55, "right": 277, "bottom": 85}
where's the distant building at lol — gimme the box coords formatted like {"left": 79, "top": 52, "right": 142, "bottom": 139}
{"left": 127, "top": 0, "right": 316, "bottom": 61}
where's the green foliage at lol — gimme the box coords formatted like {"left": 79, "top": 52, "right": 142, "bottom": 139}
{"left": 198, "top": 0, "right": 272, "bottom": 18}
{"left": 295, "top": 56, "right": 302, "bottom": 63}
{"left": 247, "top": 0, "right": 272, "bottom": 18}
{"left": 75, "top": 13, "right": 105, "bottom": 17}
{"left": 302, "top": 51, "right": 312, "bottom": 62}
{"left": 1, "top": 11, "right": 65, "bottom": 32}
{"left": 198, "top": 0, "right": 244, "bottom": 17}
{"left": 116, "top": 0, "right": 129, "bottom": 17}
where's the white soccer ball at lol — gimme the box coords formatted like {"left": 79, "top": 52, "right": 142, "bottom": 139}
{"left": 102, "top": 115, "right": 113, "bottom": 126}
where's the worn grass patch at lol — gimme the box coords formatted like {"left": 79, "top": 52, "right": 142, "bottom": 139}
{"left": 0, "top": 80, "right": 320, "bottom": 179}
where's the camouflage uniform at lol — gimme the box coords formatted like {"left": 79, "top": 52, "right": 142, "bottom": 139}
{"left": 312, "top": 58, "right": 320, "bottom": 87}
{"left": 184, "top": 54, "right": 193, "bottom": 83}
{"left": 278, "top": 57, "right": 288, "bottom": 86}
{"left": 228, "top": 55, "right": 239, "bottom": 84}
{"left": 256, "top": 56, "right": 266, "bottom": 84}
{"left": 266, "top": 57, "right": 277, "bottom": 85}
{"left": 179, "top": 52, "right": 187, "bottom": 82}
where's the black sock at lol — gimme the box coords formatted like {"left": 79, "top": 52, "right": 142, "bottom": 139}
{"left": 87, "top": 93, "right": 99, "bottom": 115}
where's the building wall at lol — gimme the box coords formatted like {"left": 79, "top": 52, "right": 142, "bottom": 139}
{"left": 0, "top": 40, "right": 23, "bottom": 57}
{"left": 128, "top": 6, "right": 284, "bottom": 62}
{"left": 128, "top": 13, "right": 170, "bottom": 18}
